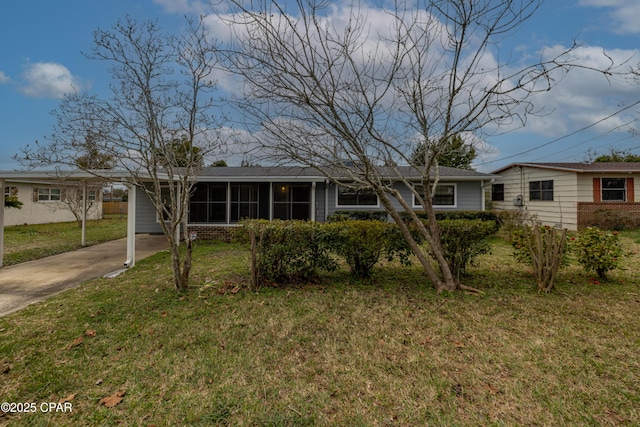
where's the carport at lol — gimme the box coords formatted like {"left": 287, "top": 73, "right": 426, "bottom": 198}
{"left": 0, "top": 170, "right": 140, "bottom": 269}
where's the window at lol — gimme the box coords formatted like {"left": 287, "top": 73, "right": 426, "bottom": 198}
{"left": 38, "top": 188, "right": 61, "bottom": 202}
{"left": 79, "top": 189, "right": 97, "bottom": 202}
{"left": 274, "top": 183, "right": 311, "bottom": 220}
{"left": 5, "top": 186, "right": 18, "bottom": 197}
{"left": 336, "top": 186, "right": 378, "bottom": 207}
{"left": 529, "top": 180, "right": 553, "bottom": 201}
{"left": 433, "top": 184, "right": 456, "bottom": 206}
{"left": 189, "top": 183, "right": 228, "bottom": 223}
{"left": 491, "top": 184, "right": 505, "bottom": 201}
{"left": 231, "top": 183, "right": 259, "bottom": 223}
{"left": 601, "top": 178, "right": 626, "bottom": 201}
{"left": 413, "top": 184, "right": 456, "bottom": 207}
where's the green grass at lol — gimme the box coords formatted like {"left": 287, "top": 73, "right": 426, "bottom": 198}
{"left": 2, "top": 216, "right": 127, "bottom": 266}
{"left": 0, "top": 233, "right": 639, "bottom": 426}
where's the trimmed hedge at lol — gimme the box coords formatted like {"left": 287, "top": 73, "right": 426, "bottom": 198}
{"left": 437, "top": 219, "right": 496, "bottom": 279}
{"left": 237, "top": 220, "right": 337, "bottom": 286}
{"left": 239, "top": 216, "right": 499, "bottom": 285}
{"left": 327, "top": 210, "right": 389, "bottom": 222}
{"left": 326, "top": 220, "right": 412, "bottom": 279}
{"left": 400, "top": 210, "right": 502, "bottom": 230}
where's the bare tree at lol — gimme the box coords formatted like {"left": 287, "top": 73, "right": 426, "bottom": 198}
{"left": 218, "top": 0, "right": 616, "bottom": 292}
{"left": 17, "top": 17, "right": 224, "bottom": 290}
{"left": 60, "top": 183, "right": 102, "bottom": 228}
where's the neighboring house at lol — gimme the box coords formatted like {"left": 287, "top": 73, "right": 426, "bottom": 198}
{"left": 3, "top": 180, "right": 103, "bottom": 226}
{"left": 490, "top": 162, "right": 640, "bottom": 230}
{"left": 133, "top": 166, "right": 496, "bottom": 239}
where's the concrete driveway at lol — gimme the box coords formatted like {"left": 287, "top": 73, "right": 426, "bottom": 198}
{"left": 0, "top": 234, "right": 169, "bottom": 317}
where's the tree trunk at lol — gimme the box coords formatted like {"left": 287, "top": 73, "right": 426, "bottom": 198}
{"left": 170, "top": 240, "right": 191, "bottom": 291}
{"left": 377, "top": 190, "right": 452, "bottom": 291}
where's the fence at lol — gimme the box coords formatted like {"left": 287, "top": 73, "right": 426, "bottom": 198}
{"left": 103, "top": 201, "right": 128, "bottom": 215}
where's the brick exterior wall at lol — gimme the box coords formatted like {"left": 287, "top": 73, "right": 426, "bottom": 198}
{"left": 187, "top": 225, "right": 235, "bottom": 242}
{"left": 577, "top": 202, "right": 640, "bottom": 230}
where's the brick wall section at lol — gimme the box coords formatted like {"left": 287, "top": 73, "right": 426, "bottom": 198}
{"left": 187, "top": 225, "right": 235, "bottom": 242}
{"left": 577, "top": 202, "right": 640, "bottom": 229}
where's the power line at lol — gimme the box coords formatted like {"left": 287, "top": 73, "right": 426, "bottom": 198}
{"left": 478, "top": 99, "right": 640, "bottom": 166}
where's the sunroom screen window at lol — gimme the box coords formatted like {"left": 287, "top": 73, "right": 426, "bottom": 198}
{"left": 189, "top": 183, "right": 227, "bottom": 223}
{"left": 273, "top": 183, "right": 311, "bottom": 220}
{"left": 231, "top": 184, "right": 258, "bottom": 223}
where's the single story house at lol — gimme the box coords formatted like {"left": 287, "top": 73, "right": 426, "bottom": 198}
{"left": 490, "top": 162, "right": 640, "bottom": 230}
{"left": 3, "top": 180, "right": 102, "bottom": 226}
{"left": 1, "top": 165, "right": 495, "bottom": 268}
{"left": 133, "top": 166, "right": 497, "bottom": 240}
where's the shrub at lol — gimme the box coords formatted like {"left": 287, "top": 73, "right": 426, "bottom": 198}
{"left": 436, "top": 219, "right": 496, "bottom": 279}
{"left": 325, "top": 220, "right": 412, "bottom": 279}
{"left": 238, "top": 220, "right": 337, "bottom": 287}
{"left": 399, "top": 210, "right": 502, "bottom": 230}
{"left": 511, "top": 224, "right": 568, "bottom": 292}
{"left": 327, "top": 210, "right": 389, "bottom": 222}
{"left": 572, "top": 226, "right": 625, "bottom": 280}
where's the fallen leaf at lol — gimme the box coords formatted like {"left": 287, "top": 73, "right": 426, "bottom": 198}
{"left": 67, "top": 336, "right": 84, "bottom": 349}
{"left": 484, "top": 383, "right": 499, "bottom": 395}
{"left": 85, "top": 330, "right": 97, "bottom": 337}
{"left": 99, "top": 391, "right": 125, "bottom": 408}
{"left": 95, "top": 378, "right": 103, "bottom": 385}
{"left": 59, "top": 393, "right": 76, "bottom": 403}
{"left": 454, "top": 340, "right": 465, "bottom": 348}
{"left": 161, "top": 311, "right": 167, "bottom": 318}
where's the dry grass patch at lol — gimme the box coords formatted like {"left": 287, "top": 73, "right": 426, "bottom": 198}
{"left": 1, "top": 234, "right": 639, "bottom": 426}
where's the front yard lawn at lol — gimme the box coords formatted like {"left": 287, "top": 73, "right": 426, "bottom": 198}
{"left": 2, "top": 217, "right": 127, "bottom": 266}
{"left": 0, "top": 232, "right": 639, "bottom": 426}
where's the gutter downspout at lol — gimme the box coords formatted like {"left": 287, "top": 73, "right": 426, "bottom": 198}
{"left": 124, "top": 184, "right": 136, "bottom": 268}
{"left": 324, "top": 180, "right": 329, "bottom": 222}
{"left": 311, "top": 181, "right": 316, "bottom": 222}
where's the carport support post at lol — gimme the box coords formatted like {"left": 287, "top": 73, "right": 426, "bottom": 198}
{"left": 81, "top": 181, "right": 87, "bottom": 247}
{"left": 0, "top": 178, "right": 5, "bottom": 268}
{"left": 125, "top": 184, "right": 136, "bottom": 268}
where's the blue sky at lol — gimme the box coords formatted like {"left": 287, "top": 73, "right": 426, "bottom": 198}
{"left": 1, "top": 0, "right": 640, "bottom": 172}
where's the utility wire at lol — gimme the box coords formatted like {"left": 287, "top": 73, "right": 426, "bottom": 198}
{"left": 478, "top": 99, "right": 640, "bottom": 166}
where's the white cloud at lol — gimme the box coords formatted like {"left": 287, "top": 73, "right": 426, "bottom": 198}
{"left": 0, "top": 71, "right": 9, "bottom": 84}
{"left": 19, "top": 62, "right": 81, "bottom": 98}
{"left": 510, "top": 45, "right": 640, "bottom": 137}
{"left": 206, "top": 1, "right": 640, "bottom": 161}
{"left": 579, "top": 0, "right": 640, "bottom": 34}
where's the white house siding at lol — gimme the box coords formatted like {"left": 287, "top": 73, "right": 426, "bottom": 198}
{"left": 492, "top": 166, "right": 579, "bottom": 230}
{"left": 4, "top": 182, "right": 102, "bottom": 227}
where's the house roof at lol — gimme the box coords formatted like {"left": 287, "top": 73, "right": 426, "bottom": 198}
{"left": 491, "top": 162, "right": 640, "bottom": 174}
{"left": 196, "top": 165, "right": 496, "bottom": 181}
{"left": 1, "top": 165, "right": 496, "bottom": 184}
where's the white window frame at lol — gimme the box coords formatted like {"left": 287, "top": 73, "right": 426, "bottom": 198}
{"left": 38, "top": 188, "right": 62, "bottom": 202}
{"left": 412, "top": 183, "right": 457, "bottom": 208}
{"left": 335, "top": 185, "right": 380, "bottom": 208}
{"left": 601, "top": 177, "right": 626, "bottom": 202}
